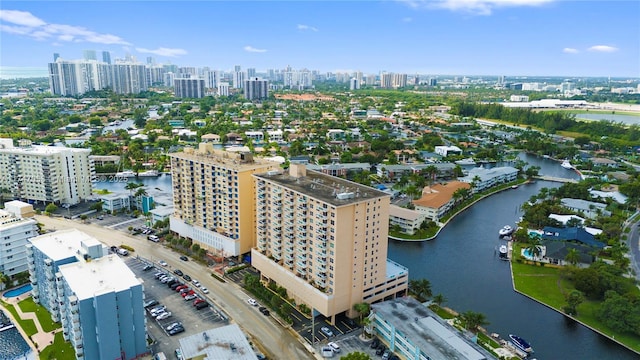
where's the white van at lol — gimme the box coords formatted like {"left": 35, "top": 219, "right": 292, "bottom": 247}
{"left": 154, "top": 352, "right": 167, "bottom": 360}
{"left": 117, "top": 248, "right": 129, "bottom": 256}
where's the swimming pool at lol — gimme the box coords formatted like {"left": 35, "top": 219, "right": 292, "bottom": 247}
{"left": 3, "top": 284, "right": 32, "bottom": 298}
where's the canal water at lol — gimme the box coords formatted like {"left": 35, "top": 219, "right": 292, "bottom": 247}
{"left": 388, "top": 154, "right": 638, "bottom": 359}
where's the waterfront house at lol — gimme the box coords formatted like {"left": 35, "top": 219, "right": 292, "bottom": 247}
{"left": 412, "top": 181, "right": 471, "bottom": 222}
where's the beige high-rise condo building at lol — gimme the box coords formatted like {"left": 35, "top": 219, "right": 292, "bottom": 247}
{"left": 169, "top": 144, "right": 279, "bottom": 256}
{"left": 251, "top": 164, "right": 408, "bottom": 323}
{"left": 0, "top": 141, "right": 94, "bottom": 205}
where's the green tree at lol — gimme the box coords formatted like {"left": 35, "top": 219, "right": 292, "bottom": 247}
{"left": 564, "top": 248, "right": 580, "bottom": 266}
{"left": 432, "top": 293, "right": 447, "bottom": 307}
{"left": 340, "top": 352, "right": 372, "bottom": 360}
{"left": 44, "top": 203, "right": 57, "bottom": 214}
{"left": 563, "top": 290, "right": 584, "bottom": 316}
{"left": 458, "top": 311, "right": 489, "bottom": 333}
{"left": 353, "top": 302, "right": 371, "bottom": 323}
{"left": 408, "top": 278, "right": 432, "bottom": 302}
{"left": 524, "top": 237, "right": 543, "bottom": 260}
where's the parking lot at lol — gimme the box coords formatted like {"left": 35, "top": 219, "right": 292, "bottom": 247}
{"left": 124, "top": 257, "right": 229, "bottom": 357}
{"left": 92, "top": 213, "right": 147, "bottom": 232}
{"left": 317, "top": 332, "right": 401, "bottom": 360}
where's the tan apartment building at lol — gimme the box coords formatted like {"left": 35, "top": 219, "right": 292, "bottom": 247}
{"left": 413, "top": 181, "right": 470, "bottom": 222}
{"left": 0, "top": 140, "right": 94, "bottom": 206}
{"left": 169, "top": 143, "right": 279, "bottom": 257}
{"left": 251, "top": 164, "right": 408, "bottom": 323}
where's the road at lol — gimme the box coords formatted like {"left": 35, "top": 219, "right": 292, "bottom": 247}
{"left": 625, "top": 213, "right": 640, "bottom": 281}
{"left": 34, "top": 215, "right": 314, "bottom": 360}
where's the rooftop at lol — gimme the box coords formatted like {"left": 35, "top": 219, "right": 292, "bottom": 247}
{"left": 254, "top": 167, "right": 388, "bottom": 207}
{"left": 386, "top": 259, "right": 409, "bottom": 280}
{"left": 170, "top": 144, "right": 277, "bottom": 172}
{"left": 0, "top": 145, "right": 90, "bottom": 155}
{"left": 58, "top": 254, "right": 141, "bottom": 300}
{"left": 0, "top": 210, "right": 36, "bottom": 230}
{"left": 29, "top": 229, "right": 100, "bottom": 262}
{"left": 179, "top": 324, "right": 256, "bottom": 360}
{"left": 372, "top": 297, "right": 491, "bottom": 360}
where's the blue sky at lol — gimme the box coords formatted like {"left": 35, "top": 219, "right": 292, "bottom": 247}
{"left": 0, "top": 1, "right": 638, "bottom": 77}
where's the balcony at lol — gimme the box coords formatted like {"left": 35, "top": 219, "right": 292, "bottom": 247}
{"left": 296, "top": 261, "right": 307, "bottom": 269}
{"left": 285, "top": 246, "right": 294, "bottom": 254}
{"left": 285, "top": 254, "right": 294, "bottom": 261}
{"left": 296, "top": 268, "right": 307, "bottom": 276}
{"left": 297, "top": 254, "right": 307, "bottom": 261}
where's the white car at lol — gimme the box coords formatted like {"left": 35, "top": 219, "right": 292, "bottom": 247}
{"left": 201, "top": 287, "right": 209, "bottom": 294}
{"left": 158, "top": 260, "right": 168, "bottom": 267}
{"left": 184, "top": 294, "right": 198, "bottom": 301}
{"left": 247, "top": 298, "right": 258, "bottom": 306}
{"left": 156, "top": 311, "right": 172, "bottom": 320}
{"left": 328, "top": 342, "right": 341, "bottom": 353}
{"left": 192, "top": 279, "right": 200, "bottom": 287}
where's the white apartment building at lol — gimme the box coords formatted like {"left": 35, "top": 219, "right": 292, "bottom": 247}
{"left": 459, "top": 166, "right": 519, "bottom": 192}
{"left": 169, "top": 144, "right": 279, "bottom": 256}
{"left": 251, "top": 164, "right": 408, "bottom": 323}
{"left": 0, "top": 201, "right": 38, "bottom": 277}
{"left": 0, "top": 142, "right": 94, "bottom": 205}
{"left": 27, "top": 229, "right": 147, "bottom": 360}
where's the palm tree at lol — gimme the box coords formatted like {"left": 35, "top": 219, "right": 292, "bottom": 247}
{"left": 353, "top": 302, "right": 371, "bottom": 323}
{"left": 458, "top": 311, "right": 489, "bottom": 333}
{"left": 134, "top": 187, "right": 148, "bottom": 212}
{"left": 125, "top": 182, "right": 139, "bottom": 197}
{"left": 525, "top": 237, "right": 543, "bottom": 260}
{"left": 564, "top": 248, "right": 580, "bottom": 266}
{"left": 408, "top": 279, "right": 432, "bottom": 302}
{"left": 432, "top": 293, "right": 447, "bottom": 307}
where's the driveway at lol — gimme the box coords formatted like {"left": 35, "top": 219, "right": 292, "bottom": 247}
{"left": 34, "top": 215, "right": 313, "bottom": 360}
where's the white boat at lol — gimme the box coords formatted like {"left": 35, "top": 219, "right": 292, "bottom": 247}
{"left": 499, "top": 225, "right": 514, "bottom": 237}
{"left": 509, "top": 334, "right": 533, "bottom": 353}
{"left": 561, "top": 160, "right": 573, "bottom": 170}
{"left": 138, "top": 170, "right": 159, "bottom": 177}
{"left": 499, "top": 245, "right": 508, "bottom": 259}
{"left": 115, "top": 170, "right": 136, "bottom": 178}
{"left": 455, "top": 158, "right": 476, "bottom": 166}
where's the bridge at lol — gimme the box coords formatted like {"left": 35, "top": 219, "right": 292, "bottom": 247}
{"left": 534, "top": 176, "right": 579, "bottom": 184}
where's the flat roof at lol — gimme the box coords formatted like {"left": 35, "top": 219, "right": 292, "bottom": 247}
{"left": 150, "top": 206, "right": 174, "bottom": 216}
{"left": 372, "top": 297, "right": 491, "bottom": 360}
{"left": 254, "top": 168, "right": 388, "bottom": 207}
{"left": 0, "top": 145, "right": 90, "bottom": 155}
{"left": 385, "top": 259, "right": 408, "bottom": 280}
{"left": 29, "top": 229, "right": 96, "bottom": 262}
{"left": 179, "top": 324, "right": 256, "bottom": 360}
{"left": 59, "top": 254, "right": 141, "bottom": 300}
{"left": 0, "top": 211, "right": 36, "bottom": 230}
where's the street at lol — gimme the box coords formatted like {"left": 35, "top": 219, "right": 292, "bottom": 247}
{"left": 34, "top": 215, "right": 313, "bottom": 360}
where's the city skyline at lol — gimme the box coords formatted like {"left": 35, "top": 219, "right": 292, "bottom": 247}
{"left": 0, "top": 1, "right": 638, "bottom": 77}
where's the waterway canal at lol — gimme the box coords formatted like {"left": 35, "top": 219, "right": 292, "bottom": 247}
{"left": 388, "top": 154, "right": 638, "bottom": 359}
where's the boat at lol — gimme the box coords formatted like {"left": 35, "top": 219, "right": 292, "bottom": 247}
{"left": 137, "top": 170, "right": 159, "bottom": 177}
{"left": 499, "top": 245, "right": 508, "bottom": 259}
{"left": 115, "top": 170, "right": 136, "bottom": 178}
{"left": 561, "top": 160, "right": 574, "bottom": 170}
{"left": 511, "top": 185, "right": 518, "bottom": 189}
{"left": 499, "top": 225, "right": 514, "bottom": 237}
{"left": 509, "top": 334, "right": 533, "bottom": 353}
{"left": 455, "top": 158, "right": 476, "bottom": 166}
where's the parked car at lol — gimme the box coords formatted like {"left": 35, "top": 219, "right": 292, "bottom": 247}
{"left": 156, "top": 311, "right": 172, "bottom": 320}
{"left": 143, "top": 299, "right": 158, "bottom": 308}
{"left": 375, "top": 346, "right": 385, "bottom": 356}
{"left": 175, "top": 349, "right": 184, "bottom": 360}
{"left": 195, "top": 301, "right": 208, "bottom": 310}
{"left": 182, "top": 290, "right": 195, "bottom": 297}
{"left": 193, "top": 299, "right": 206, "bottom": 306}
{"left": 166, "top": 322, "right": 182, "bottom": 331}
{"left": 200, "top": 287, "right": 209, "bottom": 294}
{"left": 258, "top": 306, "right": 270, "bottom": 316}
{"left": 169, "top": 326, "right": 184, "bottom": 336}
{"left": 173, "top": 269, "right": 184, "bottom": 276}
{"left": 97, "top": 215, "right": 104, "bottom": 220}
{"left": 182, "top": 274, "right": 192, "bottom": 282}
{"left": 176, "top": 285, "right": 188, "bottom": 292}
{"left": 149, "top": 306, "right": 166, "bottom": 316}
{"left": 328, "top": 342, "right": 341, "bottom": 353}
{"left": 370, "top": 338, "right": 380, "bottom": 349}
{"left": 184, "top": 294, "right": 197, "bottom": 301}
{"left": 180, "top": 255, "right": 188, "bottom": 261}
{"left": 148, "top": 235, "right": 159, "bottom": 242}
{"left": 170, "top": 282, "right": 183, "bottom": 290}
{"left": 321, "top": 346, "right": 334, "bottom": 358}
{"left": 191, "top": 279, "right": 200, "bottom": 287}
{"left": 382, "top": 350, "right": 391, "bottom": 360}
{"left": 247, "top": 298, "right": 258, "bottom": 306}
{"left": 142, "top": 264, "right": 153, "bottom": 271}
{"left": 117, "top": 248, "right": 129, "bottom": 256}
{"left": 158, "top": 260, "right": 168, "bottom": 267}
{"left": 320, "top": 327, "right": 334, "bottom": 337}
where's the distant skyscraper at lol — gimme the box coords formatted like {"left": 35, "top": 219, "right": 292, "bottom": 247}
{"left": 53, "top": 53, "right": 60, "bottom": 62}
{"left": 83, "top": 50, "right": 97, "bottom": 61}
{"left": 205, "top": 70, "right": 219, "bottom": 88}
{"left": 234, "top": 65, "right": 242, "bottom": 73}
{"left": 429, "top": 78, "right": 437, "bottom": 87}
{"left": 217, "top": 82, "right": 230, "bottom": 96}
{"left": 380, "top": 72, "right": 392, "bottom": 88}
{"left": 233, "top": 71, "right": 246, "bottom": 89}
{"left": 101, "top": 51, "right": 111, "bottom": 64}
{"left": 350, "top": 78, "right": 360, "bottom": 90}
{"left": 497, "top": 75, "right": 505, "bottom": 85}
{"left": 244, "top": 77, "right": 269, "bottom": 100}
{"left": 174, "top": 77, "right": 206, "bottom": 98}
{"left": 247, "top": 68, "right": 256, "bottom": 77}
{"left": 146, "top": 56, "right": 155, "bottom": 65}
{"left": 392, "top": 73, "right": 407, "bottom": 88}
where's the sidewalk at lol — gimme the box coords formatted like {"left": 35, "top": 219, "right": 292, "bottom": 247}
{"left": 1, "top": 294, "right": 61, "bottom": 354}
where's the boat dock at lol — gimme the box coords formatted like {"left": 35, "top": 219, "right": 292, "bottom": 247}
{"left": 533, "top": 175, "right": 578, "bottom": 183}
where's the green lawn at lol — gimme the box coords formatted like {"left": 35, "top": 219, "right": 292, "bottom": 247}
{"left": 18, "top": 297, "right": 61, "bottom": 332}
{"left": 39, "top": 332, "right": 75, "bottom": 360}
{"left": 511, "top": 261, "right": 640, "bottom": 353}
{"left": 1, "top": 300, "right": 38, "bottom": 336}
{"left": 428, "top": 304, "right": 455, "bottom": 319}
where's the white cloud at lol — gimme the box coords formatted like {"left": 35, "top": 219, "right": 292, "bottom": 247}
{"left": 244, "top": 45, "right": 267, "bottom": 53}
{"left": 135, "top": 47, "right": 187, "bottom": 57}
{"left": 297, "top": 24, "right": 319, "bottom": 32}
{"left": 399, "top": 0, "right": 555, "bottom": 16}
{"left": 402, "top": 17, "right": 413, "bottom": 22}
{"left": 0, "top": 10, "right": 46, "bottom": 27}
{"left": 588, "top": 45, "right": 618, "bottom": 53}
{"left": 0, "top": 9, "right": 130, "bottom": 45}
{"left": 563, "top": 47, "right": 579, "bottom": 54}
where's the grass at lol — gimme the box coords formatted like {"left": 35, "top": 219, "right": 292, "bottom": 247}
{"left": 17, "top": 297, "right": 61, "bottom": 332}
{"left": 511, "top": 260, "right": 640, "bottom": 354}
{"left": 428, "top": 304, "right": 455, "bottom": 319}
{"left": 1, "top": 300, "right": 38, "bottom": 336}
{"left": 39, "top": 332, "right": 75, "bottom": 360}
